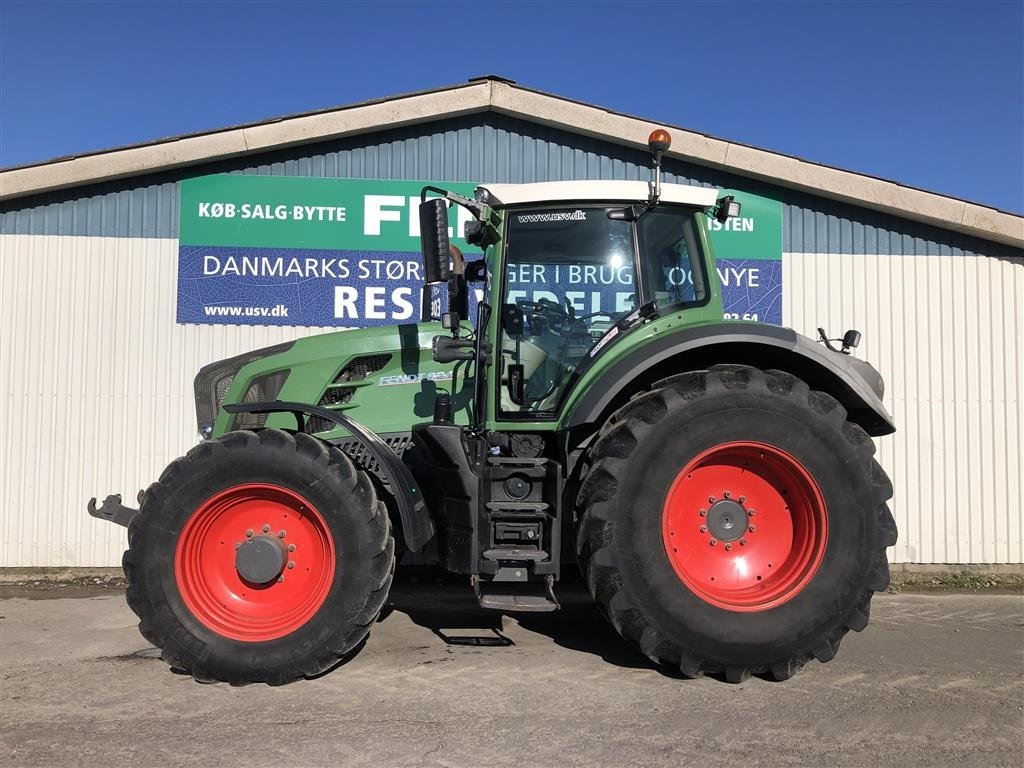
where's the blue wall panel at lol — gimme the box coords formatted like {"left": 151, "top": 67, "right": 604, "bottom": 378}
{"left": 2, "top": 113, "right": 1019, "bottom": 259}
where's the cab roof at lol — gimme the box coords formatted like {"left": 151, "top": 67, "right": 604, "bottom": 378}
{"left": 478, "top": 180, "right": 719, "bottom": 208}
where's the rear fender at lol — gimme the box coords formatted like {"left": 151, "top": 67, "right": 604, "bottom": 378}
{"left": 565, "top": 323, "right": 895, "bottom": 437}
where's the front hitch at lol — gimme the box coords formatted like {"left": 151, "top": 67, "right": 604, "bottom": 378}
{"left": 87, "top": 493, "right": 140, "bottom": 528}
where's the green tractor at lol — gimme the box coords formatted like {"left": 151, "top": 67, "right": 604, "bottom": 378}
{"left": 89, "top": 130, "right": 896, "bottom": 684}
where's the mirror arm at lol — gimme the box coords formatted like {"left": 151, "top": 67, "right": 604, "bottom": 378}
{"left": 421, "top": 186, "right": 487, "bottom": 219}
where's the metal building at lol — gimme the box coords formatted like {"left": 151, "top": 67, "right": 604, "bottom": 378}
{"left": 2, "top": 76, "right": 1022, "bottom": 568}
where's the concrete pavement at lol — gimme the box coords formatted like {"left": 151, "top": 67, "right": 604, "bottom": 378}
{"left": 1, "top": 572, "right": 1021, "bottom": 768}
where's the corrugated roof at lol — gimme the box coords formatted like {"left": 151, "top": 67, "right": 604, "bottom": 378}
{"left": 1, "top": 76, "right": 1020, "bottom": 247}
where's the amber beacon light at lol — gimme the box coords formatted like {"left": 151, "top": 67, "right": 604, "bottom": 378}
{"left": 647, "top": 129, "right": 672, "bottom": 155}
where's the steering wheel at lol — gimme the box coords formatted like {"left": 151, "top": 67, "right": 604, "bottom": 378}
{"left": 517, "top": 298, "right": 574, "bottom": 336}
{"left": 517, "top": 298, "right": 572, "bottom": 321}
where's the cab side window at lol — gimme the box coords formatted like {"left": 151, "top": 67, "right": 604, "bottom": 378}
{"left": 636, "top": 207, "right": 706, "bottom": 309}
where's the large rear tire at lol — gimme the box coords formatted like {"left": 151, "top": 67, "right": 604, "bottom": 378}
{"left": 123, "top": 429, "right": 394, "bottom": 684}
{"left": 576, "top": 365, "right": 896, "bottom": 682}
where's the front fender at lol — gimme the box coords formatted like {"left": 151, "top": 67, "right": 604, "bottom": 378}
{"left": 565, "top": 323, "right": 895, "bottom": 437}
{"left": 223, "top": 402, "right": 435, "bottom": 551}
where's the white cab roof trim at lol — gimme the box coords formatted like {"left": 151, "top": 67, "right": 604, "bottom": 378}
{"left": 479, "top": 180, "right": 718, "bottom": 208}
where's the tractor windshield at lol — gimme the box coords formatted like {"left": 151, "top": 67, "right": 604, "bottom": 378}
{"left": 498, "top": 204, "right": 708, "bottom": 415}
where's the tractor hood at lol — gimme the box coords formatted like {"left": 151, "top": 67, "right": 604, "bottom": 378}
{"left": 203, "top": 322, "right": 474, "bottom": 440}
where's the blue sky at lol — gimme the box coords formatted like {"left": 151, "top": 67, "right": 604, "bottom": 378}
{"left": 2, "top": 1, "right": 1022, "bottom": 213}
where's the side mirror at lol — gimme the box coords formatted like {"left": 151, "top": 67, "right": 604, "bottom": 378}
{"left": 419, "top": 198, "right": 451, "bottom": 285}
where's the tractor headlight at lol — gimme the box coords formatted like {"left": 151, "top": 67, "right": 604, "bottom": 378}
{"left": 193, "top": 342, "right": 294, "bottom": 438}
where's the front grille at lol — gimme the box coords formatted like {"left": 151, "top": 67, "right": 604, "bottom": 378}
{"left": 215, "top": 376, "right": 235, "bottom": 408}
{"left": 193, "top": 341, "right": 295, "bottom": 431}
{"left": 320, "top": 387, "right": 357, "bottom": 407}
{"left": 335, "top": 354, "right": 392, "bottom": 383}
{"left": 339, "top": 435, "right": 413, "bottom": 477}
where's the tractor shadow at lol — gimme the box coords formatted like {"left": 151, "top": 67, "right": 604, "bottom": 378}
{"left": 384, "top": 566, "right": 675, "bottom": 674}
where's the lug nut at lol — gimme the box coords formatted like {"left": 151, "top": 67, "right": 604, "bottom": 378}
{"left": 278, "top": 530, "right": 286, "bottom": 538}
{"left": 262, "top": 524, "right": 271, "bottom": 533}
{"left": 708, "top": 496, "right": 716, "bottom": 503}
{"left": 740, "top": 538, "right": 747, "bottom": 546}
{"left": 709, "top": 539, "right": 717, "bottom": 546}
{"left": 748, "top": 525, "right": 756, "bottom": 533}
{"left": 235, "top": 542, "right": 242, "bottom": 550}
{"left": 287, "top": 561, "right": 295, "bottom": 569}
{"left": 725, "top": 543, "right": 732, "bottom": 551}
{"left": 277, "top": 576, "right": 284, "bottom": 583}
{"left": 699, "top": 508, "right": 707, "bottom": 517}
{"left": 739, "top": 496, "right": 746, "bottom": 503}
{"left": 699, "top": 525, "right": 708, "bottom": 533}
{"left": 747, "top": 509, "right": 756, "bottom": 517}
{"left": 245, "top": 529, "right": 253, "bottom": 537}
{"left": 287, "top": 544, "right": 296, "bottom": 552}
{"left": 724, "top": 491, "right": 731, "bottom": 499}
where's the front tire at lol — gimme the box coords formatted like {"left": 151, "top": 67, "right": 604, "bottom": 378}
{"left": 123, "top": 429, "right": 394, "bottom": 684}
{"left": 576, "top": 365, "right": 896, "bottom": 682}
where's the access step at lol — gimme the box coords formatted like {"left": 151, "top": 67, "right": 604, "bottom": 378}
{"left": 482, "top": 547, "right": 549, "bottom": 562}
{"left": 484, "top": 501, "right": 549, "bottom": 513}
{"left": 471, "top": 574, "right": 560, "bottom": 613}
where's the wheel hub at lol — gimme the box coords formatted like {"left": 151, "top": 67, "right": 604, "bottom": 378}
{"left": 235, "top": 535, "right": 287, "bottom": 584}
{"left": 706, "top": 500, "right": 747, "bottom": 542}
{"left": 661, "top": 442, "right": 828, "bottom": 612}
{"left": 174, "top": 483, "right": 335, "bottom": 642}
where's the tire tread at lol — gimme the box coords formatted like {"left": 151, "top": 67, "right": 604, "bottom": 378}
{"left": 122, "top": 428, "right": 394, "bottom": 685}
{"left": 577, "top": 364, "right": 895, "bottom": 683}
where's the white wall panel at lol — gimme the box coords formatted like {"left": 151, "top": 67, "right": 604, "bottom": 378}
{"left": 1, "top": 234, "right": 333, "bottom": 567}
{"left": 783, "top": 251, "right": 1024, "bottom": 564}
{"left": 2, "top": 234, "right": 1021, "bottom": 566}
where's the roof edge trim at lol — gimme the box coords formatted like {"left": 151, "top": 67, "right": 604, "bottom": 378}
{"left": 487, "top": 83, "right": 1023, "bottom": 248}
{"left": 1, "top": 77, "right": 1020, "bottom": 248}
{"left": 0, "top": 81, "right": 493, "bottom": 202}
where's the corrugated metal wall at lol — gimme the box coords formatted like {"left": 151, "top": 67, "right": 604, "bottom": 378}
{"left": 784, "top": 251, "right": 1024, "bottom": 563}
{"left": 0, "top": 234, "right": 330, "bottom": 567}
{"left": 2, "top": 112, "right": 1022, "bottom": 566}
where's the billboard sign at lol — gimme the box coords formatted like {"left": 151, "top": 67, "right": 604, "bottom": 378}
{"left": 707, "top": 189, "right": 783, "bottom": 324}
{"left": 177, "top": 176, "right": 782, "bottom": 326}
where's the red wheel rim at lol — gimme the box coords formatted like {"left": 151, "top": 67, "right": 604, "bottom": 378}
{"left": 662, "top": 441, "right": 827, "bottom": 612}
{"left": 174, "top": 484, "right": 335, "bottom": 642}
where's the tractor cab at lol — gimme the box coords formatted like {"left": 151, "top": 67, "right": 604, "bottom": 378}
{"left": 479, "top": 179, "right": 721, "bottom": 415}
{"left": 420, "top": 130, "right": 740, "bottom": 424}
